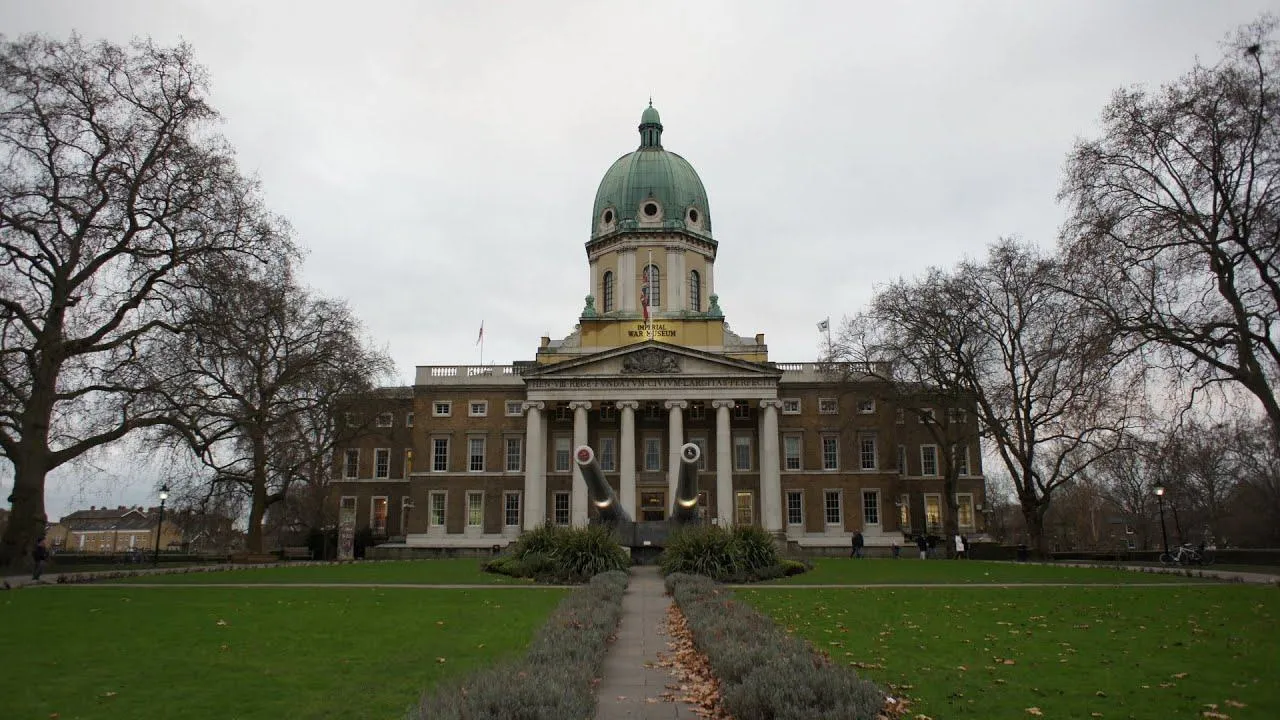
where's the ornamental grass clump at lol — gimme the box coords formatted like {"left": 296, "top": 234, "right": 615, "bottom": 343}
{"left": 483, "top": 524, "right": 629, "bottom": 583}
{"left": 411, "top": 570, "right": 628, "bottom": 720}
{"left": 660, "top": 524, "right": 806, "bottom": 581}
{"left": 666, "top": 573, "right": 884, "bottom": 720}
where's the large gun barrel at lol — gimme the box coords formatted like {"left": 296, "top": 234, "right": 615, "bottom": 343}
{"left": 671, "top": 442, "right": 702, "bottom": 524}
{"left": 575, "top": 445, "right": 631, "bottom": 526}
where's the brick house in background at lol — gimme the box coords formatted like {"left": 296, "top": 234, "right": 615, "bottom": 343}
{"left": 331, "top": 106, "right": 987, "bottom": 554}
{"left": 54, "top": 506, "right": 182, "bottom": 553}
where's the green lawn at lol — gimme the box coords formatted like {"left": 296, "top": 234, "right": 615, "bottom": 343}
{"left": 0, "top": 585, "right": 567, "bottom": 720}
{"left": 744, "top": 584, "right": 1280, "bottom": 719}
{"left": 766, "top": 558, "right": 1212, "bottom": 585}
{"left": 100, "top": 558, "right": 522, "bottom": 585}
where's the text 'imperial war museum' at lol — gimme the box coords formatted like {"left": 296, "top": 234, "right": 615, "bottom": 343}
{"left": 331, "top": 106, "right": 986, "bottom": 554}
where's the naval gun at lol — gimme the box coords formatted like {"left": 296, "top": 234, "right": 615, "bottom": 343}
{"left": 671, "top": 442, "right": 704, "bottom": 525}
{"left": 575, "top": 445, "right": 632, "bottom": 527}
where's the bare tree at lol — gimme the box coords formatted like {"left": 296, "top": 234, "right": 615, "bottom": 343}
{"left": 0, "top": 35, "right": 290, "bottom": 567}
{"left": 1227, "top": 417, "right": 1280, "bottom": 545}
{"left": 840, "top": 239, "right": 1134, "bottom": 556}
{"left": 154, "top": 262, "right": 392, "bottom": 554}
{"left": 1060, "top": 16, "right": 1280, "bottom": 441}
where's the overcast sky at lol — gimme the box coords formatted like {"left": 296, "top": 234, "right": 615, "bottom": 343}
{"left": 2, "top": 0, "right": 1272, "bottom": 519}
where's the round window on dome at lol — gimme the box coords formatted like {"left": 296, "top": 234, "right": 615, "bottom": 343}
{"left": 688, "top": 208, "right": 699, "bottom": 224}
{"left": 603, "top": 209, "right": 614, "bottom": 224}
{"left": 643, "top": 202, "right": 659, "bottom": 217}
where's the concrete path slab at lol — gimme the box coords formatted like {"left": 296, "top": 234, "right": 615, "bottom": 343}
{"left": 594, "top": 566, "right": 702, "bottom": 720}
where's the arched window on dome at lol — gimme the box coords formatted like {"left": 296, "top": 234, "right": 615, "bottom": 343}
{"left": 602, "top": 271, "right": 614, "bottom": 313}
{"left": 689, "top": 270, "right": 701, "bottom": 312}
{"left": 642, "top": 264, "right": 661, "bottom": 310}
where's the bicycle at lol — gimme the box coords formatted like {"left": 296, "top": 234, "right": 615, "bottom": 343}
{"left": 1159, "top": 543, "right": 1215, "bottom": 566}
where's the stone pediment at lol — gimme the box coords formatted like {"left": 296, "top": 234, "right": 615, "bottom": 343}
{"left": 524, "top": 341, "right": 780, "bottom": 380}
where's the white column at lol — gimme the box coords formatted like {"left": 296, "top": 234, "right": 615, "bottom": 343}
{"left": 569, "top": 401, "right": 592, "bottom": 527}
{"left": 616, "top": 400, "right": 639, "bottom": 520}
{"left": 759, "top": 399, "right": 783, "bottom": 532}
{"left": 705, "top": 260, "right": 715, "bottom": 300}
{"left": 522, "top": 401, "right": 545, "bottom": 531}
{"left": 666, "top": 247, "right": 684, "bottom": 312}
{"left": 664, "top": 400, "right": 687, "bottom": 504}
{"left": 589, "top": 260, "right": 599, "bottom": 302}
{"left": 619, "top": 250, "right": 636, "bottom": 312}
{"left": 712, "top": 400, "right": 735, "bottom": 526}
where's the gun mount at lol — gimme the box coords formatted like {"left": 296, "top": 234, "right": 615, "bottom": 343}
{"left": 575, "top": 445, "right": 632, "bottom": 526}
{"left": 671, "top": 442, "right": 703, "bottom": 525}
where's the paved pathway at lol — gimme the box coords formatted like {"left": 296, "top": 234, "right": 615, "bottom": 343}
{"left": 594, "top": 566, "right": 701, "bottom": 720}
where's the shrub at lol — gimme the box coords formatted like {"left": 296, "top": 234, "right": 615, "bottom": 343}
{"left": 412, "top": 571, "right": 627, "bottom": 719}
{"left": 660, "top": 524, "right": 798, "bottom": 582}
{"left": 666, "top": 573, "right": 884, "bottom": 720}
{"left": 484, "top": 524, "right": 628, "bottom": 583}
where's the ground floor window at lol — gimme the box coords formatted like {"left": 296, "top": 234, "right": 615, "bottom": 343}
{"left": 956, "top": 493, "right": 975, "bottom": 530}
{"left": 786, "top": 490, "right": 803, "bottom": 526}
{"left": 925, "top": 493, "right": 942, "bottom": 533}
{"left": 504, "top": 492, "right": 521, "bottom": 527}
{"left": 371, "top": 496, "right": 388, "bottom": 534}
{"left": 863, "top": 490, "right": 880, "bottom": 526}
{"left": 735, "top": 491, "right": 754, "bottom": 525}
{"left": 898, "top": 493, "right": 910, "bottom": 530}
{"left": 553, "top": 492, "right": 571, "bottom": 526}
{"left": 466, "top": 491, "right": 483, "bottom": 527}
{"left": 429, "top": 491, "right": 446, "bottom": 527}
{"left": 824, "top": 490, "right": 842, "bottom": 526}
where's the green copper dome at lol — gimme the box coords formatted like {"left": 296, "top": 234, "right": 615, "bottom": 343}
{"left": 591, "top": 104, "right": 713, "bottom": 240}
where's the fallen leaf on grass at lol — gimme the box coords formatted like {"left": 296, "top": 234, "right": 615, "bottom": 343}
{"left": 1225, "top": 700, "right": 1246, "bottom": 708}
{"left": 1026, "top": 708, "right": 1043, "bottom": 716}
{"left": 215, "top": 619, "right": 228, "bottom": 626}
{"left": 435, "top": 657, "right": 446, "bottom": 663}
{"left": 1202, "top": 713, "right": 1230, "bottom": 719}
{"left": 100, "top": 692, "right": 117, "bottom": 699}
{"left": 1003, "top": 659, "right": 1016, "bottom": 665}
{"left": 1173, "top": 672, "right": 1188, "bottom": 679}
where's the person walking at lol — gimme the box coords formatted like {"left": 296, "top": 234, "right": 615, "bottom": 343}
{"left": 953, "top": 533, "right": 966, "bottom": 559}
{"left": 851, "top": 530, "right": 865, "bottom": 558}
{"left": 915, "top": 533, "right": 928, "bottom": 560}
{"left": 31, "top": 537, "right": 49, "bottom": 582}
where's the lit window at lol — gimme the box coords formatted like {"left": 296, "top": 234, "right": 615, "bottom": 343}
{"left": 466, "top": 491, "right": 483, "bottom": 527}
{"left": 818, "top": 398, "right": 838, "bottom": 415}
{"left": 553, "top": 492, "right": 570, "bottom": 526}
{"left": 429, "top": 492, "right": 446, "bottom": 527}
{"left": 782, "top": 398, "right": 801, "bottom": 414}
{"left": 783, "top": 434, "right": 802, "bottom": 470}
{"left": 822, "top": 435, "right": 839, "bottom": 470}
{"left": 371, "top": 497, "right": 388, "bottom": 534}
{"left": 599, "top": 436, "right": 616, "bottom": 471}
{"left": 433, "top": 401, "right": 451, "bottom": 417}
{"left": 689, "top": 269, "right": 701, "bottom": 312}
{"left": 860, "top": 435, "right": 877, "bottom": 470}
{"left": 374, "top": 448, "right": 390, "bottom": 478}
{"left": 733, "top": 435, "right": 752, "bottom": 471}
{"left": 504, "top": 492, "right": 521, "bottom": 527}
{"left": 432, "top": 438, "right": 449, "bottom": 472}
{"left": 925, "top": 494, "right": 942, "bottom": 533}
{"left": 735, "top": 491, "right": 754, "bottom": 525}
{"left": 554, "top": 437, "right": 571, "bottom": 472}
{"left": 863, "top": 490, "right": 879, "bottom": 525}
{"left": 644, "top": 437, "right": 662, "bottom": 471}
{"left": 376, "top": 413, "right": 393, "bottom": 427}
{"left": 469, "top": 400, "right": 487, "bottom": 417}
{"left": 857, "top": 398, "right": 875, "bottom": 414}
{"left": 824, "top": 491, "right": 842, "bottom": 526}
{"left": 786, "top": 490, "right": 803, "bottom": 526}
{"left": 344, "top": 449, "right": 359, "bottom": 479}
{"left": 898, "top": 494, "right": 910, "bottom": 529}
{"left": 957, "top": 493, "right": 975, "bottom": 529}
{"left": 505, "top": 437, "right": 522, "bottom": 472}
{"left": 602, "top": 270, "right": 615, "bottom": 313}
{"left": 505, "top": 401, "right": 523, "bottom": 417}
{"left": 405, "top": 449, "right": 413, "bottom": 475}
{"left": 921, "top": 445, "right": 938, "bottom": 476}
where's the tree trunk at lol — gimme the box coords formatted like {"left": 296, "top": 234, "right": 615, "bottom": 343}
{"left": 1023, "top": 504, "right": 1049, "bottom": 559}
{"left": 1, "top": 460, "right": 49, "bottom": 568}
{"left": 244, "top": 430, "right": 270, "bottom": 554}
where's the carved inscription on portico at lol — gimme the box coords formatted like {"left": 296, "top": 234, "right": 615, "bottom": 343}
{"left": 621, "top": 348, "right": 681, "bottom": 374}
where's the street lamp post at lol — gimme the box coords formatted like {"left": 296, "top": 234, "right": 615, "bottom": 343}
{"left": 153, "top": 485, "right": 169, "bottom": 566}
{"left": 1153, "top": 483, "right": 1169, "bottom": 556}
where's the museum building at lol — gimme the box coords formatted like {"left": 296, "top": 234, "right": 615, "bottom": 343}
{"left": 331, "top": 106, "right": 986, "bottom": 552}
